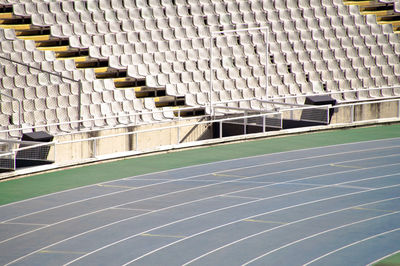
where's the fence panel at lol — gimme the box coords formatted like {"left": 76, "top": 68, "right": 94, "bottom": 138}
{"left": 0, "top": 152, "right": 15, "bottom": 171}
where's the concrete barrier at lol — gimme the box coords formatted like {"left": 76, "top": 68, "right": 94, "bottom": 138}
{"left": 45, "top": 100, "right": 400, "bottom": 164}
{"left": 53, "top": 118, "right": 213, "bottom": 164}
{"left": 1, "top": 99, "right": 399, "bottom": 179}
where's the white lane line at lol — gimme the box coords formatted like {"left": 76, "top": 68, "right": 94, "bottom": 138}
{"left": 96, "top": 184, "right": 136, "bottom": 189}
{"left": 243, "top": 219, "right": 287, "bottom": 225}
{"left": 0, "top": 171, "right": 209, "bottom": 224}
{"left": 0, "top": 174, "right": 247, "bottom": 245}
{"left": 2, "top": 157, "right": 399, "bottom": 266}
{"left": 66, "top": 182, "right": 400, "bottom": 266}
{"left": 212, "top": 173, "right": 245, "bottom": 178}
{"left": 329, "top": 163, "right": 363, "bottom": 169}
{"left": 207, "top": 153, "right": 400, "bottom": 188}
{"left": 183, "top": 195, "right": 400, "bottom": 266}
{"left": 141, "top": 233, "right": 186, "bottom": 239}
{"left": 2, "top": 143, "right": 399, "bottom": 228}
{"left": 3, "top": 182, "right": 277, "bottom": 266}
{"left": 2, "top": 155, "right": 398, "bottom": 247}
{"left": 304, "top": 228, "right": 400, "bottom": 266}
{"left": 1, "top": 142, "right": 398, "bottom": 225}
{"left": 212, "top": 145, "right": 400, "bottom": 175}
{"left": 38, "top": 250, "right": 86, "bottom": 255}
{"left": 2, "top": 222, "right": 48, "bottom": 226}
{"left": 266, "top": 182, "right": 373, "bottom": 191}
{"left": 367, "top": 249, "right": 400, "bottom": 266}
{"left": 124, "top": 187, "right": 400, "bottom": 266}
{"left": 2, "top": 150, "right": 397, "bottom": 245}
{"left": 5, "top": 164, "right": 400, "bottom": 265}
{"left": 351, "top": 207, "right": 398, "bottom": 213}
{"left": 1, "top": 137, "right": 398, "bottom": 211}
{"left": 111, "top": 207, "right": 153, "bottom": 212}
{"left": 121, "top": 178, "right": 276, "bottom": 184}
{"left": 243, "top": 214, "right": 400, "bottom": 265}
{"left": 126, "top": 179, "right": 374, "bottom": 190}
{"left": 220, "top": 195, "right": 263, "bottom": 200}
{"left": 334, "top": 185, "right": 373, "bottom": 190}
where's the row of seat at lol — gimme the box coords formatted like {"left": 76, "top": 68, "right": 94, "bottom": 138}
{"left": 0, "top": 95, "right": 170, "bottom": 131}
{"left": 1, "top": 0, "right": 400, "bottom": 136}
{"left": 13, "top": 0, "right": 268, "bottom": 17}
{"left": 0, "top": 68, "right": 97, "bottom": 89}
{"left": 30, "top": 7, "right": 265, "bottom": 28}
{"left": 0, "top": 77, "right": 137, "bottom": 99}
{"left": 23, "top": 0, "right": 398, "bottom": 104}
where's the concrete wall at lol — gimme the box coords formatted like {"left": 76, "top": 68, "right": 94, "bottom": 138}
{"left": 53, "top": 118, "right": 212, "bottom": 164}
{"left": 50, "top": 100, "right": 399, "bottom": 164}
{"left": 354, "top": 101, "right": 398, "bottom": 121}
{"left": 331, "top": 106, "right": 352, "bottom": 124}
{"left": 331, "top": 100, "right": 399, "bottom": 124}
{"left": 55, "top": 132, "right": 93, "bottom": 162}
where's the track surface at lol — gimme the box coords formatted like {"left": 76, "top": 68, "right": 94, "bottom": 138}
{"left": 0, "top": 138, "right": 399, "bottom": 265}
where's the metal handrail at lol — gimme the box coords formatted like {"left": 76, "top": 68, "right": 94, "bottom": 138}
{"left": 0, "top": 104, "right": 208, "bottom": 135}
{"left": 0, "top": 99, "right": 398, "bottom": 169}
{"left": 54, "top": 99, "right": 398, "bottom": 151}
{"left": 266, "top": 86, "right": 400, "bottom": 102}
{"left": 57, "top": 111, "right": 281, "bottom": 146}
{"left": 56, "top": 101, "right": 337, "bottom": 147}
{"left": 1, "top": 94, "right": 398, "bottom": 137}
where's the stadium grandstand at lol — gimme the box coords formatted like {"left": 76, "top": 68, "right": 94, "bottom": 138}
{"left": 0, "top": 0, "right": 399, "bottom": 173}
{"left": 0, "top": 1, "right": 400, "bottom": 265}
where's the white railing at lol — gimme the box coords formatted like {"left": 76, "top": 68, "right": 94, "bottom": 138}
{"left": 1, "top": 85, "right": 398, "bottom": 139}
{"left": 267, "top": 86, "right": 400, "bottom": 103}
{"left": 0, "top": 98, "right": 399, "bottom": 173}
{"left": 0, "top": 105, "right": 208, "bottom": 137}
{"left": 45, "top": 98, "right": 400, "bottom": 161}
{"left": 57, "top": 110, "right": 281, "bottom": 155}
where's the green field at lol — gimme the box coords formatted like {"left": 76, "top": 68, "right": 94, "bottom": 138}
{"left": 374, "top": 252, "right": 400, "bottom": 266}
{"left": 0, "top": 124, "right": 399, "bottom": 205}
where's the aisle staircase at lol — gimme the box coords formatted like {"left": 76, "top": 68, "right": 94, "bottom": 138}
{"left": 0, "top": 3, "right": 204, "bottom": 117}
{"left": 344, "top": 0, "right": 400, "bottom": 33}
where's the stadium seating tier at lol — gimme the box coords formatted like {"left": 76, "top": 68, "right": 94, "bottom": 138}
{"left": 0, "top": 0, "right": 399, "bottom": 137}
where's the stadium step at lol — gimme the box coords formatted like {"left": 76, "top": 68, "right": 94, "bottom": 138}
{"left": 114, "top": 80, "right": 188, "bottom": 108}
{"left": 75, "top": 59, "right": 109, "bottom": 69}
{"left": 36, "top": 45, "right": 70, "bottom": 52}
{"left": 95, "top": 69, "right": 127, "bottom": 79}
{"left": 345, "top": 1, "right": 400, "bottom": 32}
{"left": 173, "top": 106, "right": 206, "bottom": 117}
{"left": 343, "top": 0, "right": 377, "bottom": 7}
{"left": 0, "top": 3, "right": 204, "bottom": 119}
{"left": 18, "top": 34, "right": 52, "bottom": 41}
{"left": 112, "top": 76, "right": 194, "bottom": 109}
{"left": 0, "top": 12, "right": 13, "bottom": 19}
{"left": 113, "top": 77, "right": 146, "bottom": 88}
{"left": 153, "top": 96, "right": 185, "bottom": 108}
{"left": 57, "top": 55, "right": 89, "bottom": 63}
{"left": 34, "top": 37, "right": 70, "bottom": 47}
{"left": 359, "top": 3, "right": 394, "bottom": 16}
{"left": 133, "top": 86, "right": 166, "bottom": 98}
{"left": 0, "top": 23, "right": 32, "bottom": 30}
{"left": 55, "top": 49, "right": 89, "bottom": 59}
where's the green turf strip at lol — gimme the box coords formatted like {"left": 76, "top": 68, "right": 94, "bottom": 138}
{"left": 374, "top": 252, "right": 400, "bottom": 266}
{"left": 0, "top": 124, "right": 399, "bottom": 205}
